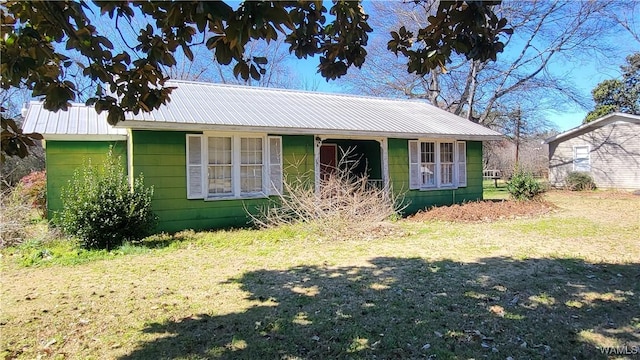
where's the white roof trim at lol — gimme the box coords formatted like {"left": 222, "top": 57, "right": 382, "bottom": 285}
{"left": 119, "top": 120, "right": 502, "bottom": 141}
{"left": 43, "top": 134, "right": 128, "bottom": 141}
{"left": 544, "top": 112, "right": 640, "bottom": 144}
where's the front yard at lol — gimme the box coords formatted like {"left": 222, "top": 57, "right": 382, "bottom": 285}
{"left": 1, "top": 190, "right": 639, "bottom": 359}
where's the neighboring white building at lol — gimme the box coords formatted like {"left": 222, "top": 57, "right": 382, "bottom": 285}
{"left": 544, "top": 113, "right": 640, "bottom": 190}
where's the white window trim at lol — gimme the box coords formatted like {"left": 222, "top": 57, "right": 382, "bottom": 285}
{"left": 409, "top": 139, "right": 467, "bottom": 191}
{"left": 573, "top": 145, "right": 591, "bottom": 172}
{"left": 186, "top": 133, "right": 283, "bottom": 201}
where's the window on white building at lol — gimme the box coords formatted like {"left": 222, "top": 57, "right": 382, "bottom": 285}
{"left": 573, "top": 145, "right": 590, "bottom": 172}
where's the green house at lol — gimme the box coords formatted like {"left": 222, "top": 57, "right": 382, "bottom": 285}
{"left": 23, "top": 81, "right": 502, "bottom": 233}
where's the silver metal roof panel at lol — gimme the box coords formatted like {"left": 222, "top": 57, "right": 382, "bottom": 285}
{"left": 22, "top": 80, "right": 502, "bottom": 141}
{"left": 22, "top": 101, "right": 127, "bottom": 140}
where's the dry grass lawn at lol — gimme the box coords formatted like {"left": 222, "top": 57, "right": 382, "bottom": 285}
{"left": 1, "top": 190, "right": 639, "bottom": 359}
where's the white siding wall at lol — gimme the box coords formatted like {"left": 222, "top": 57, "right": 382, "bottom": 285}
{"left": 548, "top": 121, "right": 640, "bottom": 190}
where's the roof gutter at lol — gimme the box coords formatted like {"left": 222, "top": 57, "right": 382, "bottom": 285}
{"left": 41, "top": 134, "right": 128, "bottom": 141}
{"left": 115, "top": 120, "right": 503, "bottom": 141}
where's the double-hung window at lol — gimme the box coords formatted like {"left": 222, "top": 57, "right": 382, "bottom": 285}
{"left": 409, "top": 140, "right": 467, "bottom": 190}
{"left": 440, "top": 142, "right": 455, "bottom": 186}
{"left": 420, "top": 142, "right": 436, "bottom": 187}
{"left": 240, "top": 137, "right": 263, "bottom": 194}
{"left": 573, "top": 145, "right": 590, "bottom": 172}
{"left": 186, "top": 133, "right": 283, "bottom": 200}
{"left": 208, "top": 136, "right": 233, "bottom": 195}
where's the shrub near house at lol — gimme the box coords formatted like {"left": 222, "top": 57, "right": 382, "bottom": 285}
{"left": 565, "top": 171, "right": 596, "bottom": 191}
{"left": 58, "top": 150, "right": 155, "bottom": 250}
{"left": 507, "top": 169, "right": 546, "bottom": 201}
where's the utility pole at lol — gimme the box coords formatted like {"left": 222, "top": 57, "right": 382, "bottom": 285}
{"left": 514, "top": 106, "right": 521, "bottom": 168}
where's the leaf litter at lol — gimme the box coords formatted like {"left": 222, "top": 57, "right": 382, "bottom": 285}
{"left": 408, "top": 200, "right": 555, "bottom": 223}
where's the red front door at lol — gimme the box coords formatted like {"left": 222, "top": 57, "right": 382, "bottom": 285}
{"left": 320, "top": 144, "right": 337, "bottom": 180}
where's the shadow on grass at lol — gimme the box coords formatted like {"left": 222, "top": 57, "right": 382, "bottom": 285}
{"left": 121, "top": 257, "right": 640, "bottom": 359}
{"left": 135, "top": 230, "right": 217, "bottom": 250}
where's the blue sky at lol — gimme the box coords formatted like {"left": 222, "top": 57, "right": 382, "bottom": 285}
{"left": 277, "top": 2, "right": 639, "bottom": 132}
{"left": 38, "top": 1, "right": 640, "bottom": 133}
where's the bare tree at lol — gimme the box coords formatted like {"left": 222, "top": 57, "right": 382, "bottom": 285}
{"left": 0, "top": 87, "right": 30, "bottom": 117}
{"left": 210, "top": 38, "right": 306, "bottom": 89}
{"left": 0, "top": 87, "right": 45, "bottom": 187}
{"left": 341, "top": 0, "right": 623, "bottom": 128}
{"left": 606, "top": 1, "right": 640, "bottom": 45}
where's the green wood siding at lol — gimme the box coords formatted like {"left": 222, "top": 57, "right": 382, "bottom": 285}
{"left": 131, "top": 131, "right": 314, "bottom": 232}
{"left": 45, "top": 140, "right": 127, "bottom": 218}
{"left": 388, "top": 139, "right": 483, "bottom": 214}
{"left": 282, "top": 135, "right": 315, "bottom": 184}
{"left": 45, "top": 134, "right": 482, "bottom": 233}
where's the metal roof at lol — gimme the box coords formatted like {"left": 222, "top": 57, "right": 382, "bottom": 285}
{"left": 22, "top": 101, "right": 127, "bottom": 140}
{"left": 23, "top": 80, "right": 502, "bottom": 140}
{"left": 543, "top": 112, "right": 640, "bottom": 144}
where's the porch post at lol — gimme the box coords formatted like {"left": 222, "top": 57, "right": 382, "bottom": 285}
{"left": 380, "top": 138, "right": 390, "bottom": 193}
{"left": 314, "top": 136, "right": 322, "bottom": 194}
{"left": 127, "top": 128, "right": 134, "bottom": 190}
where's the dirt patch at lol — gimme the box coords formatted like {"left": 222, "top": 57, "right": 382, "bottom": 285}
{"left": 408, "top": 199, "right": 555, "bottom": 223}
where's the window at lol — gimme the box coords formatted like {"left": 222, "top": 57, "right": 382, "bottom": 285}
{"left": 186, "top": 134, "right": 282, "bottom": 200}
{"left": 409, "top": 140, "right": 467, "bottom": 190}
{"left": 440, "top": 142, "right": 454, "bottom": 186}
{"left": 573, "top": 145, "right": 590, "bottom": 172}
{"left": 208, "top": 136, "right": 232, "bottom": 196}
{"left": 420, "top": 142, "right": 436, "bottom": 187}
{"left": 240, "top": 137, "right": 263, "bottom": 194}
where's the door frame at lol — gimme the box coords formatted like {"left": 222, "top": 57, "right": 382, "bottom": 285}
{"left": 313, "top": 135, "right": 389, "bottom": 194}
{"left": 319, "top": 143, "right": 338, "bottom": 181}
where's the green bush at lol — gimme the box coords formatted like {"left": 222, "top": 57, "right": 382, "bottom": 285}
{"left": 57, "top": 149, "right": 156, "bottom": 250}
{"left": 565, "top": 171, "right": 596, "bottom": 191}
{"left": 507, "top": 169, "right": 546, "bottom": 201}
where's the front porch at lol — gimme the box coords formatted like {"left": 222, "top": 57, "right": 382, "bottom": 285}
{"left": 314, "top": 137, "right": 388, "bottom": 192}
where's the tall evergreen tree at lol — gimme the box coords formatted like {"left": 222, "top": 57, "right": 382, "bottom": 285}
{"left": 585, "top": 53, "right": 640, "bottom": 123}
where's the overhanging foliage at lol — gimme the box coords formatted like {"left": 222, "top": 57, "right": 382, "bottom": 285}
{"left": 1, "top": 1, "right": 509, "bottom": 126}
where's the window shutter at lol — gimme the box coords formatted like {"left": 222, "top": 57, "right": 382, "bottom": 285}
{"left": 268, "top": 136, "right": 283, "bottom": 195}
{"left": 409, "top": 140, "right": 420, "bottom": 190}
{"left": 457, "top": 141, "right": 467, "bottom": 187}
{"left": 186, "top": 134, "right": 204, "bottom": 199}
